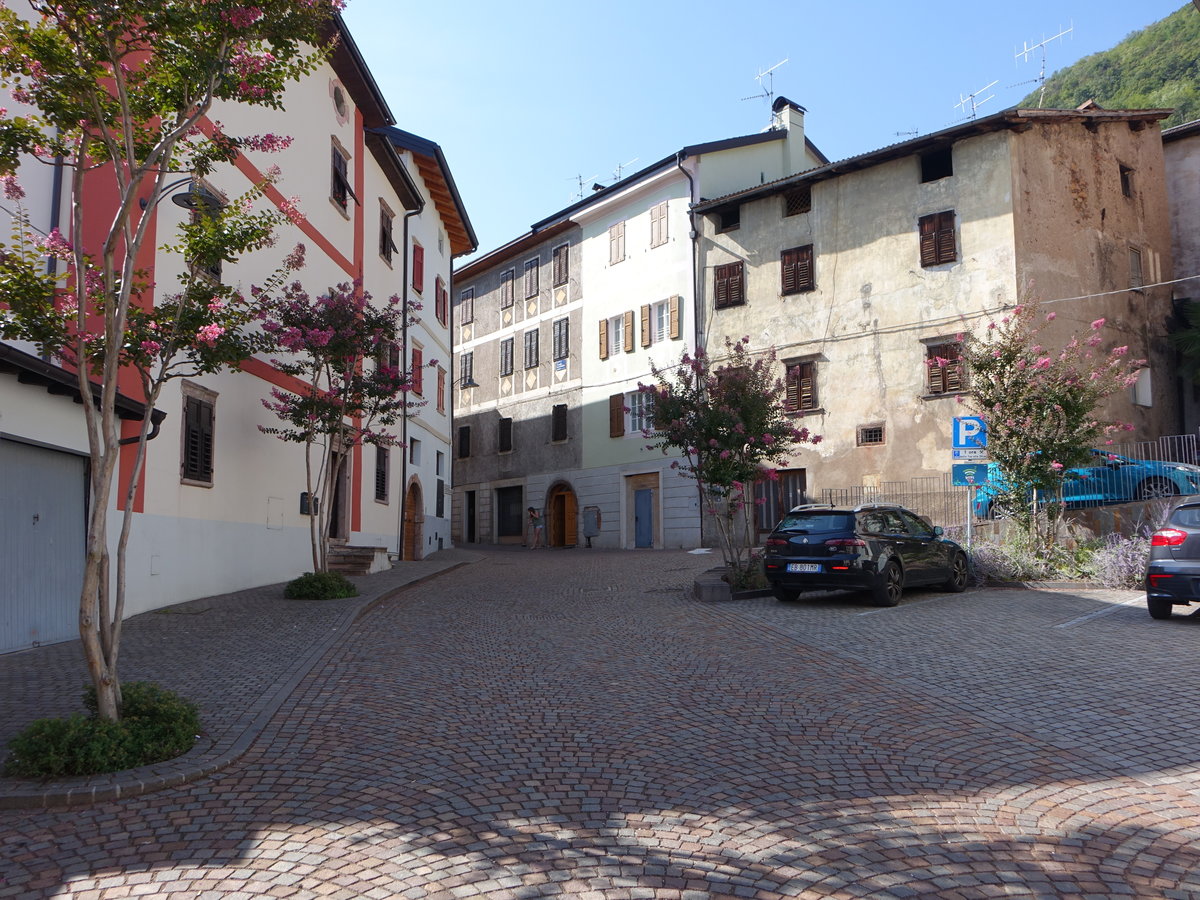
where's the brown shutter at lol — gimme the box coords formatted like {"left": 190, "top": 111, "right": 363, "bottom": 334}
{"left": 609, "top": 393, "right": 625, "bottom": 437}
{"left": 623, "top": 310, "right": 634, "bottom": 352}
{"left": 781, "top": 249, "right": 798, "bottom": 294}
{"left": 640, "top": 304, "right": 651, "bottom": 347}
{"left": 599, "top": 318, "right": 608, "bottom": 360}
{"left": 729, "top": 262, "right": 743, "bottom": 305}
{"left": 936, "top": 212, "right": 956, "bottom": 263}
{"left": 919, "top": 215, "right": 937, "bottom": 267}
{"left": 785, "top": 366, "right": 800, "bottom": 411}
{"left": 798, "top": 361, "right": 816, "bottom": 409}
{"left": 669, "top": 295, "right": 681, "bottom": 339}
{"left": 798, "top": 245, "right": 814, "bottom": 291}
{"left": 714, "top": 265, "right": 729, "bottom": 308}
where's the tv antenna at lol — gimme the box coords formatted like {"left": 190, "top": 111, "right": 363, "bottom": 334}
{"left": 612, "top": 157, "right": 639, "bottom": 182}
{"left": 741, "top": 58, "right": 788, "bottom": 108}
{"left": 895, "top": 129, "right": 919, "bottom": 139}
{"left": 955, "top": 80, "right": 998, "bottom": 120}
{"left": 569, "top": 172, "right": 598, "bottom": 201}
{"left": 1016, "top": 24, "right": 1073, "bottom": 108}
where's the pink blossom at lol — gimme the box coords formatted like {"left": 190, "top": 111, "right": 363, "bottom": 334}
{"left": 140, "top": 339, "right": 162, "bottom": 355}
{"left": 196, "top": 323, "right": 225, "bottom": 346}
{"left": 1090, "top": 318, "right": 1105, "bottom": 330}
{"left": 2, "top": 173, "right": 23, "bottom": 201}
{"left": 207, "top": 297, "right": 224, "bottom": 313}
{"left": 1049, "top": 461, "right": 1064, "bottom": 471}
{"left": 1033, "top": 357, "right": 1051, "bottom": 370}
{"left": 1045, "top": 311, "right": 1056, "bottom": 321}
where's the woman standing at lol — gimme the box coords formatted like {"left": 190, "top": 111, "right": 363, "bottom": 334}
{"left": 527, "top": 506, "right": 544, "bottom": 549}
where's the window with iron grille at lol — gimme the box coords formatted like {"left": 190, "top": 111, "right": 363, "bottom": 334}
{"left": 714, "top": 261, "right": 745, "bottom": 309}
{"left": 551, "top": 403, "right": 567, "bottom": 442}
{"left": 781, "top": 245, "right": 815, "bottom": 295}
{"left": 457, "top": 425, "right": 471, "bottom": 458}
{"left": 552, "top": 243, "right": 569, "bottom": 286}
{"left": 650, "top": 201, "right": 668, "bottom": 248}
{"left": 524, "top": 329, "right": 539, "bottom": 369}
{"left": 182, "top": 393, "right": 215, "bottom": 483}
{"left": 856, "top": 424, "right": 885, "bottom": 446}
{"left": 925, "top": 342, "right": 966, "bottom": 395}
{"left": 920, "top": 147, "right": 953, "bottom": 183}
{"left": 498, "top": 417, "right": 513, "bottom": 453}
{"left": 918, "top": 211, "right": 956, "bottom": 267}
{"left": 500, "top": 269, "right": 515, "bottom": 308}
{"left": 523, "top": 258, "right": 539, "bottom": 298}
{"left": 499, "top": 337, "right": 514, "bottom": 376}
{"left": 553, "top": 317, "right": 569, "bottom": 361}
{"left": 374, "top": 447, "right": 389, "bottom": 502}
{"left": 783, "top": 185, "right": 811, "bottom": 217}
{"left": 609, "top": 221, "right": 625, "bottom": 264}
{"left": 627, "top": 389, "right": 655, "bottom": 434}
{"left": 458, "top": 287, "right": 474, "bottom": 324}
{"left": 784, "top": 360, "right": 819, "bottom": 412}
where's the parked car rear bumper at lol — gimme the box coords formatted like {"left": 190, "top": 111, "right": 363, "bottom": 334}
{"left": 1146, "top": 559, "right": 1200, "bottom": 604}
{"left": 763, "top": 558, "right": 881, "bottom": 593}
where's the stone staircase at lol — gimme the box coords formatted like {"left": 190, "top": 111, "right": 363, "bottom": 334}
{"left": 326, "top": 544, "right": 390, "bottom": 576}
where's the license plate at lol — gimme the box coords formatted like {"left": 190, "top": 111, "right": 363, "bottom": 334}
{"left": 787, "top": 563, "right": 821, "bottom": 573}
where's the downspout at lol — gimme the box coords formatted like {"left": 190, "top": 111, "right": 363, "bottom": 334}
{"left": 676, "top": 150, "right": 709, "bottom": 547}
{"left": 396, "top": 203, "right": 423, "bottom": 559}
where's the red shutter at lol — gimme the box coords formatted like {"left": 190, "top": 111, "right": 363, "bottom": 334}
{"left": 411, "top": 347, "right": 423, "bottom": 395}
{"left": 412, "top": 244, "right": 424, "bottom": 293}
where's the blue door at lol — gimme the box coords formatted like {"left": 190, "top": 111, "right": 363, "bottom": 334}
{"left": 634, "top": 488, "right": 653, "bottom": 548}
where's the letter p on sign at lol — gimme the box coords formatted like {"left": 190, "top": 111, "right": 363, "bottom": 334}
{"left": 953, "top": 416, "right": 987, "bottom": 449}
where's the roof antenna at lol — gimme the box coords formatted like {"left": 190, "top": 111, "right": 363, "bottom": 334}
{"left": 741, "top": 58, "right": 788, "bottom": 125}
{"left": 1015, "top": 24, "right": 1073, "bottom": 108}
{"left": 568, "top": 172, "right": 598, "bottom": 201}
{"left": 955, "top": 80, "right": 998, "bottom": 121}
{"left": 612, "top": 157, "right": 639, "bottom": 182}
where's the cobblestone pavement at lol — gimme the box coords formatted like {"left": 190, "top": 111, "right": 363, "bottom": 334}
{"left": 4, "top": 548, "right": 1200, "bottom": 899}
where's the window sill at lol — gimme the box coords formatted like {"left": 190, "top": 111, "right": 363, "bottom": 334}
{"left": 329, "top": 196, "right": 351, "bottom": 220}
{"left": 920, "top": 390, "right": 970, "bottom": 401}
{"left": 375, "top": 497, "right": 389, "bottom": 506}
{"left": 181, "top": 477, "right": 213, "bottom": 489}
{"left": 787, "top": 407, "right": 824, "bottom": 417}
{"left": 714, "top": 301, "right": 747, "bottom": 311}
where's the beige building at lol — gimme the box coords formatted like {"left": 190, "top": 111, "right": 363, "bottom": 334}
{"left": 695, "top": 107, "right": 1178, "bottom": 530}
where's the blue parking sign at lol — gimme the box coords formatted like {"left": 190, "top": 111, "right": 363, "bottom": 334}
{"left": 953, "top": 416, "right": 987, "bottom": 449}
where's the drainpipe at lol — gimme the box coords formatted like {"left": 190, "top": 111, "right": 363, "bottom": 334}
{"left": 396, "top": 204, "right": 422, "bottom": 560}
{"left": 676, "top": 150, "right": 709, "bottom": 547}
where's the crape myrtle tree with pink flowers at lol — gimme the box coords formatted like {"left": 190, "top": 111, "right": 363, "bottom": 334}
{"left": 257, "top": 281, "right": 422, "bottom": 574}
{"left": 640, "top": 337, "right": 820, "bottom": 587}
{"left": 960, "top": 298, "right": 1145, "bottom": 550}
{"left": 0, "top": 0, "right": 344, "bottom": 722}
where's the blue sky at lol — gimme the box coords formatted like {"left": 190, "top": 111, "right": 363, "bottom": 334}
{"left": 343, "top": 0, "right": 1189, "bottom": 261}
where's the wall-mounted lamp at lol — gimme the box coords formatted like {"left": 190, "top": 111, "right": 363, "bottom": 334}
{"left": 453, "top": 375, "right": 479, "bottom": 389}
{"left": 170, "top": 183, "right": 225, "bottom": 213}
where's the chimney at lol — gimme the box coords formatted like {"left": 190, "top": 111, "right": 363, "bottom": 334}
{"left": 772, "top": 96, "right": 808, "bottom": 176}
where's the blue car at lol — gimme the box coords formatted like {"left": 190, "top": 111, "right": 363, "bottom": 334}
{"left": 973, "top": 450, "right": 1200, "bottom": 518}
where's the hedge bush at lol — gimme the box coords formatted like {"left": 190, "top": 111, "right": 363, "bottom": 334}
{"left": 4, "top": 681, "right": 200, "bottom": 779}
{"left": 284, "top": 571, "right": 358, "bottom": 600}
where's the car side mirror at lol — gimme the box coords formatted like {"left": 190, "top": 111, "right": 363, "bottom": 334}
{"left": 933, "top": 525, "right": 944, "bottom": 536}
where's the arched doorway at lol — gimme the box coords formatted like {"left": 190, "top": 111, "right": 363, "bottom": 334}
{"left": 403, "top": 481, "right": 423, "bottom": 560}
{"left": 546, "top": 482, "right": 578, "bottom": 548}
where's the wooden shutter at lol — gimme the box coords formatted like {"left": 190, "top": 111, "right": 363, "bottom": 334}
{"left": 501, "top": 269, "right": 514, "bottom": 308}
{"left": 500, "top": 337, "right": 513, "bottom": 376}
{"left": 669, "top": 295, "right": 681, "bottom": 339}
{"left": 781, "top": 249, "right": 798, "bottom": 295}
{"left": 715, "top": 262, "right": 744, "bottom": 308}
{"left": 553, "top": 318, "right": 568, "bottom": 360}
{"left": 599, "top": 318, "right": 608, "bottom": 360}
{"left": 785, "top": 362, "right": 816, "bottom": 411}
{"left": 796, "top": 245, "right": 813, "bottom": 291}
{"left": 640, "top": 304, "right": 651, "bottom": 347}
{"left": 609, "top": 393, "right": 625, "bottom": 437}
{"left": 436, "top": 368, "right": 445, "bottom": 413}
{"left": 609, "top": 221, "right": 624, "bottom": 264}
{"left": 728, "top": 262, "right": 743, "bottom": 305}
{"left": 412, "top": 243, "right": 424, "bottom": 292}
{"left": 622, "top": 310, "right": 634, "bottom": 352}
{"left": 411, "top": 347, "right": 423, "bottom": 395}
{"left": 920, "top": 212, "right": 956, "bottom": 266}
{"left": 552, "top": 404, "right": 567, "bottom": 442}
{"left": 919, "top": 214, "right": 937, "bottom": 267}
{"left": 936, "top": 212, "right": 956, "bottom": 264}
{"left": 524, "top": 259, "right": 539, "bottom": 298}
{"left": 553, "top": 244, "right": 569, "bottom": 286}
{"left": 927, "top": 343, "right": 964, "bottom": 393}
{"left": 714, "top": 264, "right": 729, "bottom": 308}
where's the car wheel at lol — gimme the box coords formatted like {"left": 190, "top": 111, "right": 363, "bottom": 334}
{"left": 1148, "top": 596, "right": 1174, "bottom": 620}
{"left": 1138, "top": 477, "right": 1179, "bottom": 500}
{"left": 772, "top": 585, "right": 800, "bottom": 602}
{"left": 943, "top": 553, "right": 969, "bottom": 593}
{"left": 871, "top": 560, "right": 903, "bottom": 607}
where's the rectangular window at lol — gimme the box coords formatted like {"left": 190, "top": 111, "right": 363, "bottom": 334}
{"left": 781, "top": 245, "right": 815, "bottom": 295}
{"left": 551, "top": 403, "right": 567, "bottom": 442}
{"left": 457, "top": 425, "right": 471, "bottom": 459}
{"left": 436, "top": 451, "right": 445, "bottom": 477}
{"left": 718, "top": 206, "right": 740, "bottom": 232}
{"left": 500, "top": 269, "right": 515, "bottom": 308}
{"left": 436, "top": 368, "right": 446, "bottom": 414}
{"left": 609, "top": 221, "right": 625, "bottom": 265}
{"left": 435, "top": 276, "right": 447, "bottom": 326}
{"left": 436, "top": 478, "right": 445, "bottom": 517}
{"left": 784, "top": 185, "right": 811, "bottom": 216}
{"left": 641, "top": 299, "right": 673, "bottom": 347}
{"left": 460, "top": 351, "right": 473, "bottom": 387}
{"left": 375, "top": 446, "right": 389, "bottom": 502}
{"left": 411, "top": 346, "right": 424, "bottom": 396}
{"left": 500, "top": 337, "right": 514, "bottom": 376}
{"left": 926, "top": 342, "right": 966, "bottom": 395}
{"left": 498, "top": 417, "right": 513, "bottom": 453}
{"left": 409, "top": 437, "right": 421, "bottom": 466}
{"left": 552, "top": 243, "right": 569, "bottom": 287}
{"left": 627, "top": 390, "right": 655, "bottom": 434}
{"left": 331, "top": 142, "right": 356, "bottom": 212}
{"left": 379, "top": 206, "right": 395, "bottom": 263}
{"left": 523, "top": 258, "right": 539, "bottom": 298}
{"left": 650, "top": 201, "right": 668, "bottom": 248}
{"left": 714, "top": 261, "right": 745, "bottom": 309}
{"left": 857, "top": 424, "right": 886, "bottom": 446}
{"left": 459, "top": 287, "right": 474, "bottom": 324}
{"left": 412, "top": 242, "right": 425, "bottom": 293}
{"left": 919, "top": 211, "right": 956, "bottom": 267}
{"left": 785, "top": 360, "right": 819, "bottom": 412}
{"left": 524, "top": 328, "right": 539, "bottom": 369}
{"left": 553, "top": 317, "right": 569, "bottom": 361}
{"left": 920, "top": 147, "right": 953, "bottom": 182}
{"left": 182, "top": 393, "right": 215, "bottom": 483}
{"left": 1120, "top": 164, "right": 1134, "bottom": 198}
{"left": 607, "top": 314, "right": 624, "bottom": 358}
{"left": 1130, "top": 247, "right": 1144, "bottom": 289}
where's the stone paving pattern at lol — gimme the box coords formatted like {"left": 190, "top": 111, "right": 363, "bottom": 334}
{"left": 3, "top": 548, "right": 1200, "bottom": 898}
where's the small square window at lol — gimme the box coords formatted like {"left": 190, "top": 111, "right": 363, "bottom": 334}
{"left": 717, "top": 206, "right": 740, "bottom": 232}
{"left": 920, "top": 147, "right": 953, "bottom": 183}
{"left": 784, "top": 185, "right": 811, "bottom": 216}
{"left": 1120, "top": 164, "right": 1134, "bottom": 198}
{"left": 857, "top": 424, "right": 885, "bottom": 446}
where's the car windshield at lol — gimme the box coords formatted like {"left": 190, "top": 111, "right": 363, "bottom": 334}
{"left": 774, "top": 511, "right": 854, "bottom": 533}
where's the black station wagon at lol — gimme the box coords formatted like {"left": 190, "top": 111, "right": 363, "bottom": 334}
{"left": 762, "top": 503, "right": 970, "bottom": 606}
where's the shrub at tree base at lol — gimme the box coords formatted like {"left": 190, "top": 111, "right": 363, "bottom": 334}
{"left": 284, "top": 571, "right": 358, "bottom": 601}
{"left": 4, "top": 682, "right": 200, "bottom": 779}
